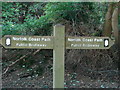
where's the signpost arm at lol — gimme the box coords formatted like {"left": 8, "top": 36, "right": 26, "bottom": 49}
{"left": 53, "top": 24, "right": 65, "bottom": 88}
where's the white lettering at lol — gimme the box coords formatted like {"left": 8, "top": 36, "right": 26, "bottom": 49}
{"left": 68, "top": 38, "right": 81, "bottom": 41}
{"left": 82, "top": 38, "right": 93, "bottom": 42}
{"left": 28, "top": 37, "right": 51, "bottom": 42}
{"left": 82, "top": 44, "right": 99, "bottom": 47}
{"left": 70, "top": 44, "right": 100, "bottom": 47}
{"left": 94, "top": 38, "right": 103, "bottom": 42}
{"left": 71, "top": 44, "right": 82, "bottom": 47}
{"left": 28, "top": 43, "right": 47, "bottom": 47}
{"left": 41, "top": 38, "right": 51, "bottom": 41}
{"left": 16, "top": 43, "right": 28, "bottom": 46}
{"left": 28, "top": 37, "right": 41, "bottom": 41}
{"left": 12, "top": 37, "right": 27, "bottom": 41}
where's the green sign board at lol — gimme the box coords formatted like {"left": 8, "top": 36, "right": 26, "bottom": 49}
{"left": 66, "top": 37, "right": 115, "bottom": 49}
{"left": 0, "top": 24, "right": 115, "bottom": 88}
{"left": 0, "top": 35, "right": 53, "bottom": 49}
{"left": 0, "top": 36, "right": 114, "bottom": 49}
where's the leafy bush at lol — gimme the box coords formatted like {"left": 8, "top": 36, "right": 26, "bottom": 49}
{"left": 2, "top": 2, "right": 107, "bottom": 36}
{"left": 2, "top": 2, "right": 52, "bottom": 36}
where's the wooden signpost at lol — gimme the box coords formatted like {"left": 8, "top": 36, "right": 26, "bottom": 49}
{"left": 0, "top": 24, "right": 115, "bottom": 88}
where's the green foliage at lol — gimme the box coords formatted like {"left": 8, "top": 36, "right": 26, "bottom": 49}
{"left": 92, "top": 30, "right": 102, "bottom": 36}
{"left": 2, "top": 3, "right": 21, "bottom": 23}
{"left": 2, "top": 2, "right": 108, "bottom": 36}
{"left": 2, "top": 2, "right": 52, "bottom": 36}
{"left": 91, "top": 2, "right": 108, "bottom": 24}
{"left": 44, "top": 2, "right": 94, "bottom": 23}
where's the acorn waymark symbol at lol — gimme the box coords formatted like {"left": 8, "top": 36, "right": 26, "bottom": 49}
{"left": 104, "top": 39, "right": 109, "bottom": 47}
{"left": 5, "top": 37, "right": 11, "bottom": 46}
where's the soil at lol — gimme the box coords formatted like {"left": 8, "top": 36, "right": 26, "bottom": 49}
{"left": 2, "top": 67, "right": 119, "bottom": 88}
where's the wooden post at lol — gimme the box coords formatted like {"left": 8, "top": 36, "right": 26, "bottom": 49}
{"left": 53, "top": 24, "right": 65, "bottom": 88}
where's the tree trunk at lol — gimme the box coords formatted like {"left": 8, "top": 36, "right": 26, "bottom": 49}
{"left": 118, "top": 2, "right": 120, "bottom": 49}
{"left": 112, "top": 7, "right": 119, "bottom": 47}
{"left": 103, "top": 4, "right": 114, "bottom": 37}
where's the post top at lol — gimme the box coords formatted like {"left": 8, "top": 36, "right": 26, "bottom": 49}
{"left": 54, "top": 24, "right": 64, "bottom": 27}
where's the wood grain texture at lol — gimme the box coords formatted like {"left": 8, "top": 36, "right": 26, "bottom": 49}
{"left": 53, "top": 24, "right": 65, "bottom": 88}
